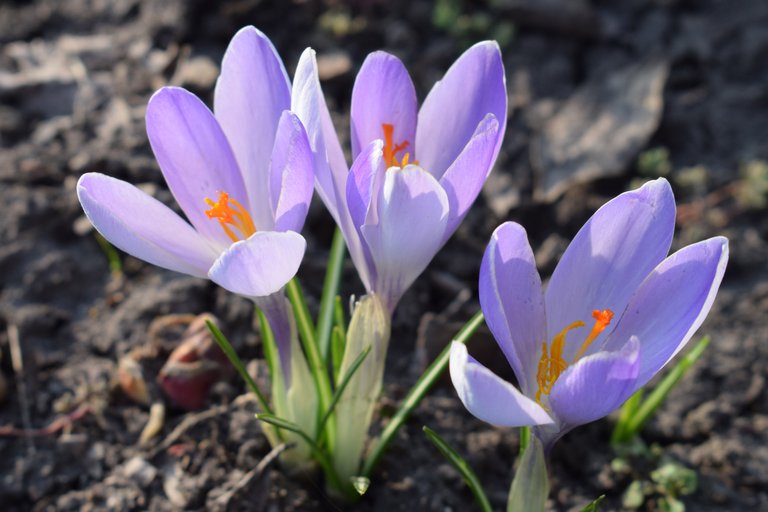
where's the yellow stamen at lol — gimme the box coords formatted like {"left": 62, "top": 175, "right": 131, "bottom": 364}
{"left": 204, "top": 191, "right": 256, "bottom": 243}
{"left": 382, "top": 123, "right": 413, "bottom": 168}
{"left": 534, "top": 309, "right": 614, "bottom": 404}
{"left": 535, "top": 321, "right": 583, "bottom": 403}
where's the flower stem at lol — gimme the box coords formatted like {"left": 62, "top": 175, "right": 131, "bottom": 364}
{"left": 361, "top": 311, "right": 485, "bottom": 477}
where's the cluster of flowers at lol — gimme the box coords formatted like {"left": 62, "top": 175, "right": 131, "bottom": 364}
{"left": 77, "top": 26, "right": 728, "bottom": 504}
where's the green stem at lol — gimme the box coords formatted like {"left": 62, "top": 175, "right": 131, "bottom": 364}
{"left": 316, "top": 228, "right": 347, "bottom": 360}
{"left": 285, "top": 278, "right": 335, "bottom": 451}
{"left": 362, "top": 311, "right": 485, "bottom": 477}
{"left": 519, "top": 426, "right": 531, "bottom": 455}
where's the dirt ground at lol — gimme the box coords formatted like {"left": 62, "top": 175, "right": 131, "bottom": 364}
{"left": 1, "top": 0, "right": 767, "bottom": 510}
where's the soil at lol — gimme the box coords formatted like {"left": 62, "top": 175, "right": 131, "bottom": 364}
{"left": 1, "top": 0, "right": 767, "bottom": 510}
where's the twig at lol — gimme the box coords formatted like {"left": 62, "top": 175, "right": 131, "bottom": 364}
{"left": 151, "top": 394, "right": 254, "bottom": 456}
{"left": 7, "top": 324, "right": 34, "bottom": 452}
{"left": 212, "top": 443, "right": 290, "bottom": 511}
{"left": 0, "top": 404, "right": 91, "bottom": 438}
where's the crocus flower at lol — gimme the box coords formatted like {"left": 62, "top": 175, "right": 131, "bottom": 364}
{"left": 292, "top": 42, "right": 507, "bottom": 311}
{"left": 77, "top": 27, "right": 314, "bottom": 384}
{"left": 450, "top": 178, "right": 728, "bottom": 451}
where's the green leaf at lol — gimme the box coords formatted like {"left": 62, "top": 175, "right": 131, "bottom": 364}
{"left": 362, "top": 311, "right": 485, "bottom": 477}
{"left": 286, "top": 278, "right": 335, "bottom": 452}
{"left": 615, "top": 336, "right": 710, "bottom": 443}
{"left": 622, "top": 480, "right": 646, "bottom": 509}
{"left": 612, "top": 388, "right": 644, "bottom": 444}
{"left": 423, "top": 426, "right": 492, "bottom": 512}
{"left": 316, "top": 345, "right": 371, "bottom": 442}
{"left": 205, "top": 320, "right": 273, "bottom": 417}
{"left": 579, "top": 495, "right": 605, "bottom": 512}
{"left": 316, "top": 228, "right": 346, "bottom": 360}
{"left": 331, "top": 325, "right": 346, "bottom": 384}
{"left": 94, "top": 233, "right": 122, "bottom": 274}
{"left": 651, "top": 462, "right": 697, "bottom": 497}
{"left": 255, "top": 413, "right": 348, "bottom": 496}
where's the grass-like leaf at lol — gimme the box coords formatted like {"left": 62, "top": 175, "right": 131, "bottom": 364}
{"left": 205, "top": 320, "right": 273, "bottom": 417}
{"left": 286, "top": 278, "right": 335, "bottom": 451}
{"left": 317, "top": 345, "right": 371, "bottom": 442}
{"left": 256, "top": 413, "right": 347, "bottom": 495}
{"left": 362, "top": 311, "right": 484, "bottom": 477}
{"left": 316, "top": 228, "right": 346, "bottom": 360}
{"left": 423, "top": 426, "right": 492, "bottom": 512}
{"left": 579, "top": 495, "right": 605, "bottom": 512}
{"left": 613, "top": 336, "right": 710, "bottom": 444}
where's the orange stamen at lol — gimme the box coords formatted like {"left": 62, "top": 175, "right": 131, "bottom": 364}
{"left": 382, "top": 123, "right": 411, "bottom": 168}
{"left": 204, "top": 191, "right": 256, "bottom": 243}
{"left": 573, "top": 309, "right": 614, "bottom": 362}
{"left": 534, "top": 309, "right": 614, "bottom": 404}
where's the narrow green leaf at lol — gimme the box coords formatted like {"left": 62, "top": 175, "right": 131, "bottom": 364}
{"left": 285, "top": 278, "right": 335, "bottom": 452}
{"left": 334, "top": 295, "right": 347, "bottom": 335}
{"left": 579, "top": 495, "right": 605, "bottom": 512}
{"left": 256, "top": 413, "right": 348, "bottom": 495}
{"left": 317, "top": 345, "right": 371, "bottom": 442}
{"left": 331, "top": 325, "right": 346, "bottom": 384}
{"left": 94, "top": 233, "right": 122, "bottom": 274}
{"left": 316, "top": 228, "right": 347, "bottom": 360}
{"left": 362, "top": 311, "right": 484, "bottom": 477}
{"left": 205, "top": 320, "right": 273, "bottom": 417}
{"left": 256, "top": 308, "right": 279, "bottom": 383}
{"left": 423, "top": 426, "right": 492, "bottom": 512}
{"left": 611, "top": 389, "right": 644, "bottom": 444}
{"left": 620, "top": 336, "right": 710, "bottom": 442}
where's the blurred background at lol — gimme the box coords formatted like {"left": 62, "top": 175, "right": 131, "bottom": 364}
{"left": 0, "top": 0, "right": 766, "bottom": 510}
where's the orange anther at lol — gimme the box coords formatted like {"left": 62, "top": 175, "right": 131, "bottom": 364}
{"left": 382, "top": 123, "right": 411, "bottom": 168}
{"left": 204, "top": 191, "right": 256, "bottom": 243}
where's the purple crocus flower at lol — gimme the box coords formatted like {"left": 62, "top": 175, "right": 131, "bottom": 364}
{"left": 77, "top": 27, "right": 314, "bottom": 384}
{"left": 450, "top": 178, "right": 729, "bottom": 450}
{"left": 292, "top": 43, "right": 507, "bottom": 311}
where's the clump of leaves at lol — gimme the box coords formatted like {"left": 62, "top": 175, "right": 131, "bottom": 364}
{"left": 612, "top": 440, "right": 698, "bottom": 512}
{"left": 637, "top": 147, "right": 672, "bottom": 178}
{"left": 736, "top": 159, "right": 768, "bottom": 210}
{"left": 432, "top": 0, "right": 515, "bottom": 48}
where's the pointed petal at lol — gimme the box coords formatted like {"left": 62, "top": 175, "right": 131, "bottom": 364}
{"left": 214, "top": 26, "right": 291, "bottom": 227}
{"left": 292, "top": 48, "right": 376, "bottom": 294}
{"left": 604, "top": 237, "right": 728, "bottom": 387}
{"left": 450, "top": 343, "right": 553, "bottom": 427}
{"left": 347, "top": 140, "right": 386, "bottom": 230}
{"left": 350, "top": 51, "right": 417, "bottom": 159}
{"left": 545, "top": 178, "right": 676, "bottom": 362}
{"left": 549, "top": 337, "right": 641, "bottom": 427}
{"left": 361, "top": 165, "right": 449, "bottom": 311}
{"left": 345, "top": 140, "right": 386, "bottom": 287}
{"left": 440, "top": 113, "right": 500, "bottom": 238}
{"left": 416, "top": 41, "right": 507, "bottom": 179}
{"left": 291, "top": 48, "right": 349, "bottom": 225}
{"left": 270, "top": 111, "right": 314, "bottom": 233}
{"left": 479, "top": 222, "right": 546, "bottom": 395}
{"left": 77, "top": 173, "right": 218, "bottom": 278}
{"left": 146, "top": 87, "right": 247, "bottom": 248}
{"left": 208, "top": 231, "right": 306, "bottom": 298}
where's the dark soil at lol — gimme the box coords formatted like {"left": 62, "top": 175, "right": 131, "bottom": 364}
{"left": 1, "top": 0, "right": 767, "bottom": 510}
